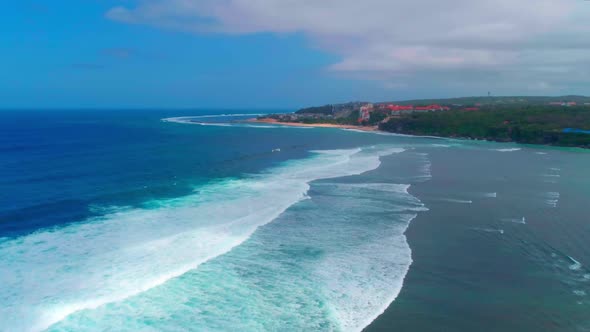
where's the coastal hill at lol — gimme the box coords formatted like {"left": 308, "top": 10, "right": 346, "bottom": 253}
{"left": 258, "top": 96, "right": 590, "bottom": 148}
{"left": 382, "top": 95, "right": 590, "bottom": 106}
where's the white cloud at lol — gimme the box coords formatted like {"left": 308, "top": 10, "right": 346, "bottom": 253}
{"left": 106, "top": 0, "right": 590, "bottom": 94}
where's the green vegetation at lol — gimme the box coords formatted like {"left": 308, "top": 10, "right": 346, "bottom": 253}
{"left": 380, "top": 105, "right": 590, "bottom": 148}
{"left": 295, "top": 105, "right": 333, "bottom": 115}
{"left": 260, "top": 110, "right": 361, "bottom": 125}
{"left": 299, "top": 110, "right": 360, "bottom": 125}
{"left": 387, "top": 95, "right": 590, "bottom": 106}
{"left": 359, "top": 110, "right": 388, "bottom": 126}
{"left": 270, "top": 96, "right": 590, "bottom": 148}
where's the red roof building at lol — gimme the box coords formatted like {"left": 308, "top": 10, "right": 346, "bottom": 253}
{"left": 387, "top": 104, "right": 414, "bottom": 111}
{"left": 386, "top": 104, "right": 451, "bottom": 113}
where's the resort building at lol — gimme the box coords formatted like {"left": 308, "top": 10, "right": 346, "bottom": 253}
{"left": 549, "top": 101, "right": 577, "bottom": 106}
{"left": 359, "top": 103, "right": 373, "bottom": 122}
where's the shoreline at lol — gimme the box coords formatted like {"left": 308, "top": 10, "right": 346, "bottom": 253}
{"left": 247, "top": 118, "right": 379, "bottom": 132}
{"left": 248, "top": 117, "right": 589, "bottom": 151}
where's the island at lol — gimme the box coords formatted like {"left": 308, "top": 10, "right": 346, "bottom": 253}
{"left": 254, "top": 96, "right": 590, "bottom": 148}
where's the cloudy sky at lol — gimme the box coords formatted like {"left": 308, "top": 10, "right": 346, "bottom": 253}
{"left": 2, "top": 1, "right": 589, "bottom": 108}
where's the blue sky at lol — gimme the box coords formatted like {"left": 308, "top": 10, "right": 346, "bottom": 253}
{"left": 0, "top": 1, "right": 378, "bottom": 108}
{"left": 2, "top": 1, "right": 589, "bottom": 108}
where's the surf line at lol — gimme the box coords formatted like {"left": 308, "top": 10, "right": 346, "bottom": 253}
{"left": 0, "top": 146, "right": 406, "bottom": 332}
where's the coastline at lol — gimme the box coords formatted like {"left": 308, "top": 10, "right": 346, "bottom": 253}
{"left": 250, "top": 117, "right": 590, "bottom": 151}
{"left": 247, "top": 118, "right": 379, "bottom": 132}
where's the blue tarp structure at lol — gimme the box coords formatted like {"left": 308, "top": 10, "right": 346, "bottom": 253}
{"left": 563, "top": 128, "right": 590, "bottom": 134}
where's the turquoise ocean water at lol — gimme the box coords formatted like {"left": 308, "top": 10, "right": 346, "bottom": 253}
{"left": 0, "top": 110, "right": 588, "bottom": 331}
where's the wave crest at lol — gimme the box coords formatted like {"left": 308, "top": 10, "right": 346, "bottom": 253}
{"left": 0, "top": 146, "right": 403, "bottom": 332}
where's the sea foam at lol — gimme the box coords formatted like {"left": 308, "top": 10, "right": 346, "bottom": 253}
{"left": 162, "top": 114, "right": 266, "bottom": 123}
{"left": 51, "top": 173, "right": 426, "bottom": 332}
{"left": 492, "top": 148, "right": 521, "bottom": 152}
{"left": 0, "top": 146, "right": 403, "bottom": 332}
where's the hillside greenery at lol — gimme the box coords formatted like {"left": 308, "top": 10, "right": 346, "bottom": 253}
{"left": 295, "top": 105, "right": 333, "bottom": 115}
{"left": 379, "top": 105, "right": 590, "bottom": 148}
{"left": 387, "top": 95, "right": 590, "bottom": 106}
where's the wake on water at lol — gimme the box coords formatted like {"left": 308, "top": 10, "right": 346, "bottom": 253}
{"left": 0, "top": 145, "right": 418, "bottom": 332}
{"left": 438, "top": 198, "right": 473, "bottom": 204}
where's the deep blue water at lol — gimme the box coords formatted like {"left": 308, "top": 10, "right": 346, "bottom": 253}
{"left": 1, "top": 110, "right": 389, "bottom": 237}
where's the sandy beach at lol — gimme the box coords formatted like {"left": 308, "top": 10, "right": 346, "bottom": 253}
{"left": 248, "top": 118, "right": 379, "bottom": 132}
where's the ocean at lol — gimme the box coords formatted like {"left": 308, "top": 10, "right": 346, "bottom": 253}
{"left": 0, "top": 110, "right": 588, "bottom": 331}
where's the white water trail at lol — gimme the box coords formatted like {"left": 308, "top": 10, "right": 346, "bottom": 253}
{"left": 439, "top": 198, "right": 473, "bottom": 204}
{"left": 471, "top": 228, "right": 504, "bottom": 234}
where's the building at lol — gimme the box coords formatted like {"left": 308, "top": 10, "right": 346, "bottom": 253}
{"left": 360, "top": 103, "right": 374, "bottom": 112}
{"left": 415, "top": 104, "right": 445, "bottom": 112}
{"left": 387, "top": 104, "right": 414, "bottom": 113}
{"left": 359, "top": 103, "right": 373, "bottom": 122}
{"left": 563, "top": 128, "right": 590, "bottom": 134}
{"left": 549, "top": 101, "right": 577, "bottom": 106}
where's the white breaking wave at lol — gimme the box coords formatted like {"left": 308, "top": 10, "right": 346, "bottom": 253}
{"left": 502, "top": 217, "right": 526, "bottom": 224}
{"left": 162, "top": 114, "right": 266, "bottom": 122}
{"left": 341, "top": 128, "right": 373, "bottom": 134}
{"left": 568, "top": 256, "right": 583, "bottom": 271}
{"left": 48, "top": 168, "right": 427, "bottom": 332}
{"left": 0, "top": 146, "right": 403, "bottom": 332}
{"left": 300, "top": 181, "right": 426, "bottom": 332}
{"left": 337, "top": 182, "right": 411, "bottom": 194}
{"left": 317, "top": 215, "right": 417, "bottom": 332}
{"left": 545, "top": 192, "right": 560, "bottom": 208}
{"left": 192, "top": 122, "right": 233, "bottom": 127}
{"left": 409, "top": 152, "right": 432, "bottom": 181}
{"left": 546, "top": 200, "right": 558, "bottom": 208}
{"left": 373, "top": 131, "right": 450, "bottom": 140}
{"left": 492, "top": 148, "right": 521, "bottom": 152}
{"left": 162, "top": 116, "right": 312, "bottom": 129}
